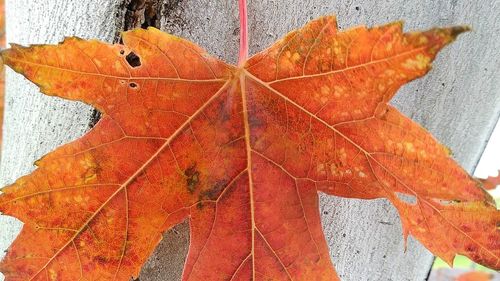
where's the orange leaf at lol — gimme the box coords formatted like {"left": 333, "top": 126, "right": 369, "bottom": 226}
{"left": 456, "top": 271, "right": 494, "bottom": 281}
{"left": 479, "top": 170, "right": 500, "bottom": 190}
{"left": 0, "top": 16, "right": 499, "bottom": 280}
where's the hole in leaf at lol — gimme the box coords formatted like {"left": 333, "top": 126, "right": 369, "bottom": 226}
{"left": 395, "top": 192, "right": 416, "bottom": 205}
{"left": 129, "top": 82, "right": 138, "bottom": 89}
{"left": 125, "top": 52, "right": 141, "bottom": 68}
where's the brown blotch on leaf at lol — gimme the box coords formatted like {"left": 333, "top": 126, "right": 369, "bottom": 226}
{"left": 184, "top": 164, "right": 200, "bottom": 193}
{"left": 196, "top": 201, "right": 204, "bottom": 210}
{"left": 216, "top": 101, "right": 231, "bottom": 122}
{"left": 201, "top": 180, "right": 228, "bottom": 201}
{"left": 93, "top": 255, "right": 108, "bottom": 265}
{"left": 248, "top": 114, "right": 263, "bottom": 128}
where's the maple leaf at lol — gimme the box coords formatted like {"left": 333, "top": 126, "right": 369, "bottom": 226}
{"left": 0, "top": 14, "right": 499, "bottom": 281}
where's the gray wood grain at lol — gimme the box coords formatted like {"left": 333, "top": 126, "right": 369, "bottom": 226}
{"left": 1, "top": 1, "right": 499, "bottom": 281}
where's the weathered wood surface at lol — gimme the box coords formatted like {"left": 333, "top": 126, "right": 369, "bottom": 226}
{"left": 1, "top": 0, "right": 499, "bottom": 280}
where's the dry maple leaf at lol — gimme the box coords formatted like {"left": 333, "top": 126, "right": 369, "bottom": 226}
{"left": 0, "top": 8, "right": 499, "bottom": 281}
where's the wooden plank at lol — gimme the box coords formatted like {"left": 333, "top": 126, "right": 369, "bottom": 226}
{"left": 1, "top": 1, "right": 499, "bottom": 280}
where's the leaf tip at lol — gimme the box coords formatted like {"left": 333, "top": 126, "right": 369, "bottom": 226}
{"left": 394, "top": 20, "right": 404, "bottom": 28}
{"left": 438, "top": 25, "right": 471, "bottom": 45}
{"left": 0, "top": 44, "right": 13, "bottom": 64}
{"left": 0, "top": 43, "right": 28, "bottom": 68}
{"left": 443, "top": 255, "right": 455, "bottom": 268}
{"left": 450, "top": 25, "right": 472, "bottom": 38}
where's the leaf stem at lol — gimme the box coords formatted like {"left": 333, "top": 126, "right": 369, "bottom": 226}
{"left": 238, "top": 0, "right": 248, "bottom": 66}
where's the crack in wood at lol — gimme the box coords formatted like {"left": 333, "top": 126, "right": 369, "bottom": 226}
{"left": 124, "top": 0, "right": 162, "bottom": 31}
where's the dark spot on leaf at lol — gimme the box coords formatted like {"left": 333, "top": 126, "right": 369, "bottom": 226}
{"left": 248, "top": 114, "right": 263, "bottom": 128}
{"left": 323, "top": 211, "right": 329, "bottom": 215}
{"left": 216, "top": 101, "right": 231, "bottom": 122}
{"left": 119, "top": 49, "right": 125, "bottom": 55}
{"left": 94, "top": 255, "right": 108, "bottom": 265}
{"left": 196, "top": 202, "right": 204, "bottom": 210}
{"left": 355, "top": 6, "right": 360, "bottom": 11}
{"left": 184, "top": 164, "right": 200, "bottom": 193}
{"left": 465, "top": 244, "right": 477, "bottom": 252}
{"left": 126, "top": 52, "right": 141, "bottom": 68}
{"left": 129, "top": 82, "right": 138, "bottom": 89}
{"left": 201, "top": 180, "right": 227, "bottom": 200}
